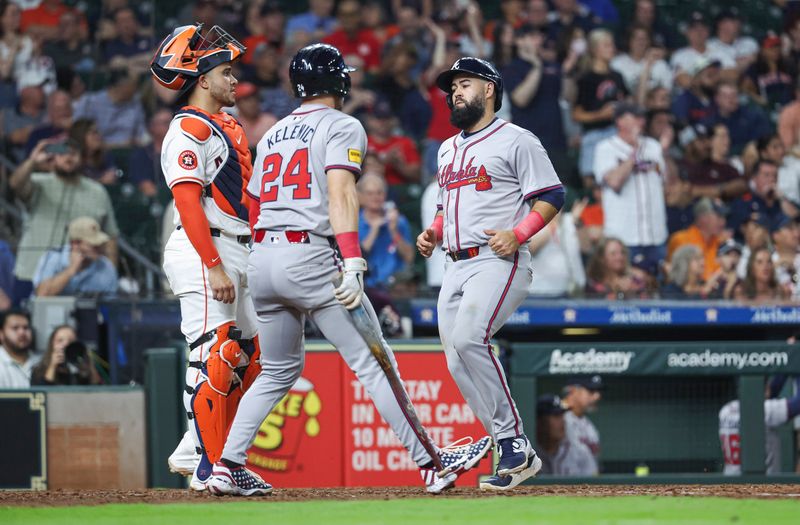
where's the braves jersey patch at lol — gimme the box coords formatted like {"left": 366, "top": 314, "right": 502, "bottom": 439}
{"left": 179, "top": 150, "right": 198, "bottom": 170}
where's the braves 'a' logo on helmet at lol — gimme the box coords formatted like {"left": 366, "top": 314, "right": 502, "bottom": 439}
{"left": 179, "top": 150, "right": 198, "bottom": 170}
{"left": 150, "top": 24, "right": 245, "bottom": 94}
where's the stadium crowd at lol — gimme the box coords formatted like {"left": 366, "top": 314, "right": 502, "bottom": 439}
{"left": 1, "top": 0, "right": 800, "bottom": 311}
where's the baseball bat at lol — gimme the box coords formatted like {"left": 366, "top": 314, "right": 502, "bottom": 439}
{"left": 334, "top": 275, "right": 445, "bottom": 473}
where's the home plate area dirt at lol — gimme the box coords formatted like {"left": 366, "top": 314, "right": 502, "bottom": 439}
{"left": 1, "top": 485, "right": 799, "bottom": 506}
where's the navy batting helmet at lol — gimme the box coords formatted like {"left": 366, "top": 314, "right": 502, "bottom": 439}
{"left": 289, "top": 44, "right": 356, "bottom": 99}
{"left": 436, "top": 57, "right": 504, "bottom": 111}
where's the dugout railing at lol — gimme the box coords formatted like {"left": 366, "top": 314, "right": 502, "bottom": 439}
{"left": 510, "top": 341, "right": 800, "bottom": 484}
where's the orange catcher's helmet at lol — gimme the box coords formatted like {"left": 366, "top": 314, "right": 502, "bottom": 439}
{"left": 150, "top": 24, "right": 245, "bottom": 94}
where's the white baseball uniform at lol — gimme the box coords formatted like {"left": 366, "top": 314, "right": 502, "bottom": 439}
{"left": 593, "top": 135, "right": 668, "bottom": 248}
{"left": 719, "top": 398, "right": 788, "bottom": 475}
{"left": 221, "top": 103, "right": 435, "bottom": 467}
{"left": 161, "top": 106, "right": 258, "bottom": 455}
{"left": 435, "top": 117, "right": 563, "bottom": 441}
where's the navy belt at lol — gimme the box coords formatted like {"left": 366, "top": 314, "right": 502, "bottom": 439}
{"left": 447, "top": 247, "right": 481, "bottom": 262}
{"left": 177, "top": 226, "right": 251, "bottom": 245}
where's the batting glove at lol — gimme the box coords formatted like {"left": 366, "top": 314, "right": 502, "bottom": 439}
{"left": 334, "top": 257, "right": 367, "bottom": 310}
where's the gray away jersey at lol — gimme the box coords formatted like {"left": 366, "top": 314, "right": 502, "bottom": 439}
{"left": 247, "top": 103, "right": 366, "bottom": 236}
{"left": 436, "top": 118, "right": 562, "bottom": 252}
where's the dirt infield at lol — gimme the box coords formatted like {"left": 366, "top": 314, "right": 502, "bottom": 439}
{"left": 1, "top": 485, "right": 799, "bottom": 507}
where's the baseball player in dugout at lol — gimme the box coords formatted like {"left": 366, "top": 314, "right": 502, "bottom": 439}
{"left": 417, "top": 57, "right": 566, "bottom": 490}
{"left": 149, "top": 24, "right": 262, "bottom": 492}
{"left": 207, "top": 43, "right": 491, "bottom": 497}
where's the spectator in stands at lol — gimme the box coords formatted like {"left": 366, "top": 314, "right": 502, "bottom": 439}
{"left": 734, "top": 246, "right": 789, "bottom": 302}
{"left": 787, "top": 13, "right": 800, "bottom": 65}
{"left": 285, "top": 0, "right": 336, "bottom": 44}
{"left": 546, "top": 0, "right": 598, "bottom": 44}
{"left": 528, "top": 206, "right": 586, "bottom": 297}
{"left": 704, "top": 82, "right": 773, "bottom": 156}
{"left": 261, "top": 53, "right": 300, "bottom": 120}
{"left": 375, "top": 41, "right": 420, "bottom": 116}
{"left": 19, "top": 0, "right": 86, "bottom": 42}
{"left": 384, "top": 3, "right": 434, "bottom": 81}
{"left": 756, "top": 134, "right": 800, "bottom": 212}
{"left": 0, "top": 238, "right": 12, "bottom": 310}
{"left": 0, "top": 0, "right": 32, "bottom": 106}
{"left": 626, "top": 0, "right": 678, "bottom": 50}
{"left": 594, "top": 103, "right": 667, "bottom": 273}
{"left": 239, "top": 2, "right": 283, "bottom": 65}
{"left": 667, "top": 198, "right": 727, "bottom": 281}
{"left": 707, "top": 9, "right": 758, "bottom": 75}
{"left": 68, "top": 118, "right": 119, "bottom": 186}
{"left": 73, "top": 69, "right": 147, "bottom": 148}
{"left": 30, "top": 325, "right": 100, "bottom": 385}
{"left": 572, "top": 28, "right": 628, "bottom": 182}
{"left": 102, "top": 6, "right": 152, "bottom": 74}
{"left": 729, "top": 160, "right": 790, "bottom": 239}
{"left": 671, "top": 11, "right": 735, "bottom": 90}
{"left": 742, "top": 35, "right": 797, "bottom": 113}
{"left": 504, "top": 24, "right": 569, "bottom": 179}
{"left": 610, "top": 25, "right": 672, "bottom": 104}
{"left": 778, "top": 82, "right": 800, "bottom": 152}
{"left": 42, "top": 9, "right": 95, "bottom": 76}
{"left": 678, "top": 123, "right": 747, "bottom": 202}
{"left": 671, "top": 57, "right": 721, "bottom": 127}
{"left": 9, "top": 138, "right": 119, "bottom": 302}
{"left": 0, "top": 308, "right": 38, "bottom": 388}
{"left": 585, "top": 237, "right": 649, "bottom": 299}
{"left": 324, "top": 0, "right": 382, "bottom": 73}
{"left": 366, "top": 99, "right": 421, "bottom": 185}
{"left": 128, "top": 107, "right": 170, "bottom": 200}
{"left": 451, "top": 2, "right": 493, "bottom": 60}
{"left": 720, "top": 375, "right": 800, "bottom": 475}
{"left": 1, "top": 84, "right": 45, "bottom": 163}
{"left": 24, "top": 89, "right": 72, "bottom": 155}
{"left": 241, "top": 42, "right": 280, "bottom": 89}
{"left": 706, "top": 240, "right": 742, "bottom": 300}
{"left": 341, "top": 54, "right": 378, "bottom": 121}
{"left": 234, "top": 82, "right": 276, "bottom": 148}
{"left": 562, "top": 375, "right": 603, "bottom": 471}
{"left": 771, "top": 215, "right": 800, "bottom": 301}
{"left": 32, "top": 216, "right": 118, "bottom": 297}
{"left": 357, "top": 174, "right": 414, "bottom": 289}
{"left": 418, "top": 21, "right": 459, "bottom": 181}
{"left": 361, "top": 1, "right": 397, "bottom": 46}
{"left": 662, "top": 244, "right": 708, "bottom": 300}
{"left": 536, "top": 393, "right": 597, "bottom": 476}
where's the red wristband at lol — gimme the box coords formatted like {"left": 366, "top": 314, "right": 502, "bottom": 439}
{"left": 430, "top": 214, "right": 444, "bottom": 242}
{"left": 513, "top": 210, "right": 546, "bottom": 244}
{"left": 336, "top": 231, "right": 362, "bottom": 258}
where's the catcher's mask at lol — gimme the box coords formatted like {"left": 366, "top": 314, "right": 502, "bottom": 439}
{"left": 150, "top": 24, "right": 245, "bottom": 96}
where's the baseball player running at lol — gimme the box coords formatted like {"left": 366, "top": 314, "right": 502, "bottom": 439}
{"left": 417, "top": 57, "right": 565, "bottom": 491}
{"left": 150, "top": 24, "right": 262, "bottom": 491}
{"left": 207, "top": 44, "right": 490, "bottom": 497}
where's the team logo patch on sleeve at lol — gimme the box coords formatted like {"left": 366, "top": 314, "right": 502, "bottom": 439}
{"left": 179, "top": 150, "right": 198, "bottom": 170}
{"left": 348, "top": 149, "right": 362, "bottom": 164}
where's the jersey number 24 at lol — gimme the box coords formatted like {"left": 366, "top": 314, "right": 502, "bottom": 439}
{"left": 260, "top": 149, "right": 311, "bottom": 202}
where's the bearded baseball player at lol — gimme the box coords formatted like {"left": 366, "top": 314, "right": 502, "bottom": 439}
{"left": 207, "top": 44, "right": 491, "bottom": 496}
{"left": 417, "top": 57, "right": 565, "bottom": 491}
{"left": 150, "top": 24, "right": 263, "bottom": 491}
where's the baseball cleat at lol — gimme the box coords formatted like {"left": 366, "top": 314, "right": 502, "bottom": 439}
{"left": 420, "top": 467, "right": 458, "bottom": 494}
{"left": 480, "top": 453, "right": 542, "bottom": 491}
{"left": 496, "top": 435, "right": 534, "bottom": 476}
{"left": 438, "top": 436, "right": 493, "bottom": 475}
{"left": 167, "top": 432, "right": 201, "bottom": 476}
{"left": 208, "top": 462, "right": 273, "bottom": 496}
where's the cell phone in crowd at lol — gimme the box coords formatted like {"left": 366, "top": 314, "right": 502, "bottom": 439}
{"left": 44, "top": 142, "right": 72, "bottom": 155}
